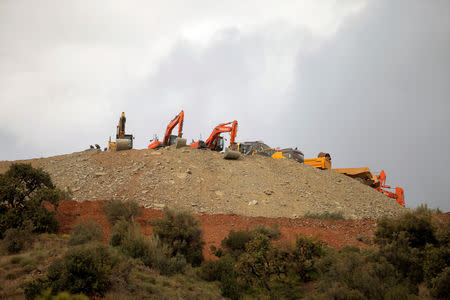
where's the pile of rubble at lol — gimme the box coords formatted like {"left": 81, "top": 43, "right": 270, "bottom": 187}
{"left": 0, "top": 147, "right": 408, "bottom": 219}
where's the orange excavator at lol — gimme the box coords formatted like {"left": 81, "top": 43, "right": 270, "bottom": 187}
{"left": 148, "top": 110, "right": 187, "bottom": 149}
{"left": 376, "top": 170, "right": 405, "bottom": 207}
{"left": 305, "top": 153, "right": 405, "bottom": 207}
{"left": 190, "top": 120, "right": 241, "bottom": 159}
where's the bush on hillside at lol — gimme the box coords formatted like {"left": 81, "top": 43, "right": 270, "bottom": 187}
{"left": 374, "top": 212, "right": 437, "bottom": 248}
{"left": 2, "top": 222, "right": 34, "bottom": 254}
{"left": 36, "top": 290, "right": 89, "bottom": 300}
{"left": 151, "top": 208, "right": 204, "bottom": 266}
{"left": 251, "top": 224, "right": 282, "bottom": 240}
{"left": 220, "top": 224, "right": 282, "bottom": 257}
{"left": 24, "top": 243, "right": 127, "bottom": 299}
{"left": 413, "top": 203, "right": 442, "bottom": 215}
{"left": 235, "top": 233, "right": 325, "bottom": 299}
{"left": 110, "top": 219, "right": 186, "bottom": 275}
{"left": 102, "top": 198, "right": 142, "bottom": 225}
{"left": 430, "top": 267, "right": 450, "bottom": 298}
{"left": 303, "top": 211, "right": 345, "bottom": 220}
{"left": 69, "top": 218, "right": 104, "bottom": 246}
{"left": 220, "top": 229, "right": 252, "bottom": 256}
{"left": 0, "top": 164, "right": 63, "bottom": 237}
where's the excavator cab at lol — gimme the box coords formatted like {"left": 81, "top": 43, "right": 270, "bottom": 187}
{"left": 190, "top": 120, "right": 240, "bottom": 159}
{"left": 211, "top": 136, "right": 224, "bottom": 152}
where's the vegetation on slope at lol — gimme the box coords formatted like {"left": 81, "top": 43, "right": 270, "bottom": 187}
{"left": 0, "top": 164, "right": 448, "bottom": 299}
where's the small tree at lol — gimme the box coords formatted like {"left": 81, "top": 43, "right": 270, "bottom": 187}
{"left": 102, "top": 198, "right": 142, "bottom": 225}
{"left": 151, "top": 208, "right": 204, "bottom": 266}
{"left": 69, "top": 219, "right": 104, "bottom": 246}
{"left": 0, "top": 164, "right": 63, "bottom": 237}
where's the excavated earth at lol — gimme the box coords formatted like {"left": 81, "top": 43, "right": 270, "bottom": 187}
{"left": 0, "top": 146, "right": 408, "bottom": 219}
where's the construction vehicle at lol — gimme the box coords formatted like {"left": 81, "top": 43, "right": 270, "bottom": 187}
{"left": 304, "top": 152, "right": 332, "bottom": 169}
{"left": 376, "top": 170, "right": 405, "bottom": 207}
{"left": 190, "top": 120, "right": 241, "bottom": 159}
{"left": 108, "top": 112, "right": 133, "bottom": 151}
{"left": 304, "top": 153, "right": 405, "bottom": 206}
{"left": 148, "top": 110, "right": 187, "bottom": 150}
{"left": 236, "top": 141, "right": 304, "bottom": 162}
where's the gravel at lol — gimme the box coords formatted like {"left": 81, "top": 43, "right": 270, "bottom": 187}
{"left": 0, "top": 146, "right": 409, "bottom": 219}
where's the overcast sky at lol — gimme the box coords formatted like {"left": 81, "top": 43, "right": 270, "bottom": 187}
{"left": 1, "top": 0, "right": 449, "bottom": 210}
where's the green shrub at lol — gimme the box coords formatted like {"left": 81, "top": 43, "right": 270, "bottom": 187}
{"left": 310, "top": 282, "right": 366, "bottom": 300}
{"left": 36, "top": 289, "right": 89, "bottom": 300}
{"left": 231, "top": 233, "right": 324, "bottom": 298}
{"left": 413, "top": 203, "right": 442, "bottom": 215}
{"left": 220, "top": 225, "right": 282, "bottom": 257}
{"left": 151, "top": 208, "right": 204, "bottom": 266}
{"left": 375, "top": 212, "right": 437, "bottom": 249}
{"left": 199, "top": 254, "right": 236, "bottom": 282}
{"left": 316, "top": 247, "right": 403, "bottom": 299}
{"left": 25, "top": 243, "right": 124, "bottom": 298}
{"left": 10, "top": 256, "right": 24, "bottom": 264}
{"left": 23, "top": 278, "right": 51, "bottom": 300}
{"left": 423, "top": 244, "right": 450, "bottom": 285}
{"left": 69, "top": 218, "right": 104, "bottom": 246}
{"left": 110, "top": 220, "right": 148, "bottom": 258}
{"left": 221, "top": 229, "right": 252, "bottom": 255}
{"left": 292, "top": 234, "right": 326, "bottom": 281}
{"left": 304, "top": 211, "right": 345, "bottom": 220}
{"left": 22, "top": 264, "right": 36, "bottom": 273}
{"left": 19, "top": 257, "right": 37, "bottom": 267}
{"left": 430, "top": 267, "right": 450, "bottom": 298}
{"left": 110, "top": 219, "right": 186, "bottom": 276}
{"left": 2, "top": 224, "right": 33, "bottom": 254}
{"left": 5, "top": 272, "right": 20, "bottom": 280}
{"left": 0, "top": 164, "right": 62, "bottom": 238}
{"left": 384, "top": 285, "right": 410, "bottom": 300}
{"left": 102, "top": 198, "right": 142, "bottom": 225}
{"left": 251, "top": 224, "right": 281, "bottom": 240}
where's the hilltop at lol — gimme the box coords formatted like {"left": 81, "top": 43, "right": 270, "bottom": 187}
{"left": 0, "top": 146, "right": 408, "bottom": 219}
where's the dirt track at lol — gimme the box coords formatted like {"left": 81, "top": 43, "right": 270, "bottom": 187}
{"left": 0, "top": 147, "right": 408, "bottom": 219}
{"left": 55, "top": 200, "right": 378, "bottom": 259}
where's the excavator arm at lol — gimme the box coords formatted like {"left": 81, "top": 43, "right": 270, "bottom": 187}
{"left": 189, "top": 120, "right": 240, "bottom": 159}
{"left": 204, "top": 120, "right": 238, "bottom": 150}
{"left": 162, "top": 110, "right": 184, "bottom": 146}
{"left": 376, "top": 170, "right": 405, "bottom": 207}
{"left": 116, "top": 112, "right": 126, "bottom": 138}
{"left": 148, "top": 110, "right": 186, "bottom": 150}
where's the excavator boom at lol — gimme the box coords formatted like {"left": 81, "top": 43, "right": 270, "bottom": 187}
{"left": 109, "top": 112, "right": 133, "bottom": 151}
{"left": 162, "top": 110, "right": 184, "bottom": 146}
{"left": 204, "top": 120, "right": 238, "bottom": 150}
{"left": 189, "top": 120, "right": 240, "bottom": 159}
{"left": 148, "top": 110, "right": 186, "bottom": 149}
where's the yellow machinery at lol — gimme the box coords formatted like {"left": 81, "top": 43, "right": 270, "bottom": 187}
{"left": 304, "top": 152, "right": 332, "bottom": 169}
{"left": 108, "top": 112, "right": 133, "bottom": 151}
{"left": 304, "top": 157, "right": 332, "bottom": 169}
{"left": 332, "top": 167, "right": 380, "bottom": 188}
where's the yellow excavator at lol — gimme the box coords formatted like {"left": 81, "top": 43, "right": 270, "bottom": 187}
{"left": 108, "top": 112, "right": 133, "bottom": 151}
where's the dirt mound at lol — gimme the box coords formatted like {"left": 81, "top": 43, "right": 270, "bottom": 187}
{"left": 0, "top": 147, "right": 408, "bottom": 219}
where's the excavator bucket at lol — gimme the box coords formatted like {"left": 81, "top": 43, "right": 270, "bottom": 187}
{"left": 223, "top": 147, "right": 241, "bottom": 160}
{"left": 175, "top": 137, "right": 187, "bottom": 148}
{"left": 116, "top": 137, "right": 133, "bottom": 151}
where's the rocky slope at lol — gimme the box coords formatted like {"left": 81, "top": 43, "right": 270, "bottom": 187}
{"left": 0, "top": 146, "right": 408, "bottom": 219}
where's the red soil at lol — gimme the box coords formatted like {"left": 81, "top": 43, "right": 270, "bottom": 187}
{"left": 56, "top": 200, "right": 378, "bottom": 259}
